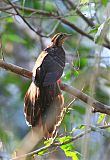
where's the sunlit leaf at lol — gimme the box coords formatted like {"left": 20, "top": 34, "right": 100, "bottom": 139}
{"left": 64, "top": 70, "right": 71, "bottom": 80}
{"left": 5, "top": 17, "right": 14, "bottom": 23}
{"left": 80, "top": 0, "right": 89, "bottom": 4}
{"left": 80, "top": 58, "right": 87, "bottom": 69}
{"left": 58, "top": 136, "right": 72, "bottom": 143}
{"left": 79, "top": 124, "right": 86, "bottom": 129}
{"left": 88, "top": 24, "right": 100, "bottom": 34}
{"left": 2, "top": 34, "right": 26, "bottom": 44}
{"left": 101, "top": 0, "right": 108, "bottom": 6}
{"left": 66, "top": 151, "right": 79, "bottom": 160}
{"left": 44, "top": 139, "right": 53, "bottom": 146}
{"left": 0, "top": 128, "right": 10, "bottom": 145}
{"left": 73, "top": 70, "right": 79, "bottom": 77}
{"left": 58, "top": 136, "right": 79, "bottom": 160}
{"left": 94, "top": 19, "right": 110, "bottom": 44}
{"left": 38, "top": 149, "right": 48, "bottom": 155}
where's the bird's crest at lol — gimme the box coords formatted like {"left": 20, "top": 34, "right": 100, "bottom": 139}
{"left": 51, "top": 32, "right": 71, "bottom": 46}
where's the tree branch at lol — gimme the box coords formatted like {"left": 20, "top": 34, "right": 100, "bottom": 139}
{"left": 0, "top": 59, "right": 32, "bottom": 79}
{"left": 66, "top": 0, "right": 95, "bottom": 27}
{"left": 57, "top": 17, "right": 94, "bottom": 40}
{"left": 2, "top": 2, "right": 110, "bottom": 49}
{"left": 6, "top": 0, "right": 49, "bottom": 37}
{"left": 0, "top": 59, "right": 110, "bottom": 115}
{"left": 11, "top": 124, "right": 110, "bottom": 160}
{"left": 54, "top": 124, "right": 110, "bottom": 146}
{"left": 60, "top": 83, "right": 110, "bottom": 115}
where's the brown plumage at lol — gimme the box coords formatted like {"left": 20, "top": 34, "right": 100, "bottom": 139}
{"left": 24, "top": 33, "right": 71, "bottom": 139}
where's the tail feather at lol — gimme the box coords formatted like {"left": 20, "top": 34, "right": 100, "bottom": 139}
{"left": 24, "top": 82, "right": 40, "bottom": 126}
{"left": 24, "top": 82, "right": 64, "bottom": 139}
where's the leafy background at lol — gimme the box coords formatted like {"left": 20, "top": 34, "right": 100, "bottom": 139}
{"left": 0, "top": 0, "right": 110, "bottom": 159}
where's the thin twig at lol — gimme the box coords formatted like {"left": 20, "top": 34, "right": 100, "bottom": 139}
{"left": 0, "top": 41, "right": 5, "bottom": 61}
{"left": 1, "top": 2, "right": 110, "bottom": 49}
{"left": 67, "top": 0, "right": 95, "bottom": 27}
{"left": 10, "top": 124, "right": 110, "bottom": 160}
{"left": 6, "top": 0, "right": 47, "bottom": 37}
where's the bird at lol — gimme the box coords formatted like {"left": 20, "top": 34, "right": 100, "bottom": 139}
{"left": 24, "top": 33, "right": 71, "bottom": 139}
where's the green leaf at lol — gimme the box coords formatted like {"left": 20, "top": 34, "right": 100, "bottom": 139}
{"left": 38, "top": 149, "right": 48, "bottom": 155}
{"left": 2, "top": 34, "right": 26, "bottom": 44}
{"left": 44, "top": 139, "right": 53, "bottom": 146}
{"left": 79, "top": 124, "right": 86, "bottom": 129}
{"left": 101, "top": 0, "right": 108, "bottom": 6}
{"left": 58, "top": 136, "right": 77, "bottom": 159}
{"left": 22, "top": 0, "right": 26, "bottom": 7}
{"left": 58, "top": 136, "right": 79, "bottom": 160}
{"left": 80, "top": 58, "right": 87, "bottom": 69}
{"left": 97, "top": 113, "right": 105, "bottom": 124}
{"left": 66, "top": 151, "right": 79, "bottom": 160}
{"left": 58, "top": 136, "right": 72, "bottom": 143}
{"left": 61, "top": 143, "right": 73, "bottom": 152}
{"left": 64, "top": 70, "right": 71, "bottom": 80}
{"left": 0, "top": 128, "right": 10, "bottom": 145}
{"left": 44, "top": 1, "right": 56, "bottom": 12}
{"left": 73, "top": 70, "right": 79, "bottom": 77}
{"left": 94, "top": 19, "right": 110, "bottom": 44}
{"left": 80, "top": 0, "right": 89, "bottom": 4}
{"left": 5, "top": 17, "right": 14, "bottom": 23}
{"left": 94, "top": 23, "right": 104, "bottom": 44}
{"left": 22, "top": 0, "right": 26, "bottom": 14}
{"left": 88, "top": 24, "right": 100, "bottom": 34}
{"left": 73, "top": 105, "right": 85, "bottom": 114}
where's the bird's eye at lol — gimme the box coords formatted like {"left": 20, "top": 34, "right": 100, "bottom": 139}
{"left": 59, "top": 34, "right": 63, "bottom": 39}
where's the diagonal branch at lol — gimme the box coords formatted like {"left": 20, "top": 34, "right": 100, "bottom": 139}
{"left": 3, "top": 1, "right": 110, "bottom": 49}
{"left": 0, "top": 59, "right": 32, "bottom": 79}
{"left": 66, "top": 0, "right": 95, "bottom": 27}
{"left": 0, "top": 59, "right": 110, "bottom": 115}
{"left": 11, "top": 124, "right": 110, "bottom": 160}
{"left": 6, "top": 0, "right": 48, "bottom": 37}
{"left": 60, "top": 83, "right": 110, "bottom": 115}
{"left": 57, "top": 17, "right": 94, "bottom": 40}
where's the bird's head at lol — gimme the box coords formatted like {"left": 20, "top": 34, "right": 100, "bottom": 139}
{"left": 51, "top": 33, "right": 72, "bottom": 46}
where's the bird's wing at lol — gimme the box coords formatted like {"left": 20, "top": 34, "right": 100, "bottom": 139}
{"left": 24, "top": 50, "right": 48, "bottom": 126}
{"left": 32, "top": 50, "right": 48, "bottom": 79}
{"left": 43, "top": 55, "right": 64, "bottom": 86}
{"left": 33, "top": 54, "right": 64, "bottom": 86}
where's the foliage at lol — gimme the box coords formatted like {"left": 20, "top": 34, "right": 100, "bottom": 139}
{"left": 58, "top": 136, "right": 80, "bottom": 160}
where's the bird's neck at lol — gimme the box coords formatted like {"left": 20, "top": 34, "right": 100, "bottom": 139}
{"left": 47, "top": 42, "right": 63, "bottom": 48}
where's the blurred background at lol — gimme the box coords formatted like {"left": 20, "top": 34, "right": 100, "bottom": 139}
{"left": 0, "top": 0, "right": 110, "bottom": 159}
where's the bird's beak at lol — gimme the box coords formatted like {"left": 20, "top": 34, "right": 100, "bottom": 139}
{"left": 64, "top": 34, "right": 72, "bottom": 40}
{"left": 66, "top": 34, "right": 72, "bottom": 37}
{"left": 62, "top": 34, "right": 72, "bottom": 43}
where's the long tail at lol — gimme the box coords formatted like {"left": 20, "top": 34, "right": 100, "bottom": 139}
{"left": 24, "top": 82, "right": 64, "bottom": 139}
